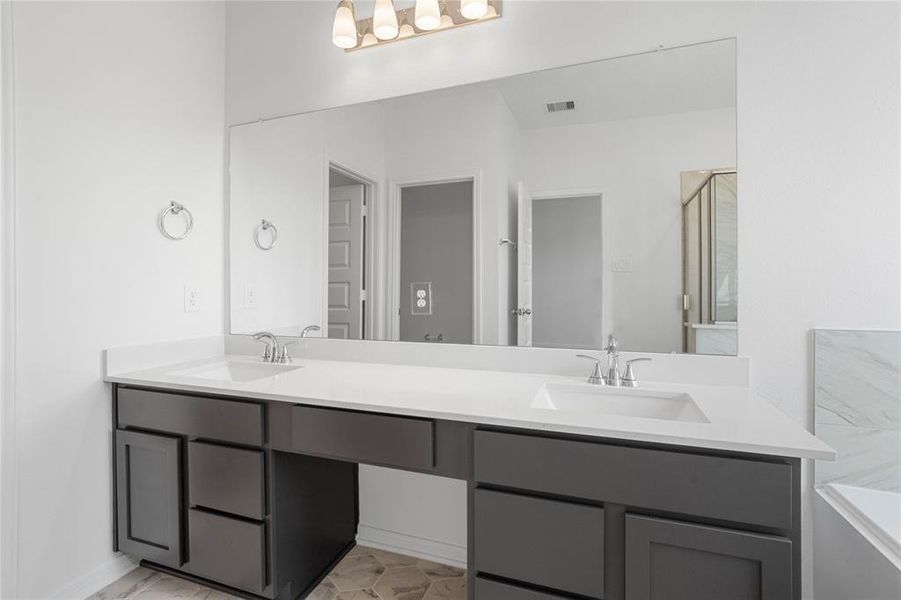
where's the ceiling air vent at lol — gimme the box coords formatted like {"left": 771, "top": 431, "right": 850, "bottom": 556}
{"left": 545, "top": 100, "right": 576, "bottom": 113}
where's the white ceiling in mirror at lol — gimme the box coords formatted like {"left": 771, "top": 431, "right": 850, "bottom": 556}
{"left": 495, "top": 40, "right": 735, "bottom": 129}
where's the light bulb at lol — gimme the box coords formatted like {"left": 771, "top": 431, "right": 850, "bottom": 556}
{"left": 460, "top": 0, "right": 488, "bottom": 20}
{"left": 331, "top": 0, "right": 358, "bottom": 49}
{"left": 439, "top": 12, "right": 454, "bottom": 29}
{"left": 414, "top": 0, "right": 441, "bottom": 31}
{"left": 373, "top": 0, "right": 398, "bottom": 40}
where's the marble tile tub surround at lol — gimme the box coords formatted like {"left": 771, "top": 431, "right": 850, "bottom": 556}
{"left": 815, "top": 329, "right": 901, "bottom": 492}
{"left": 88, "top": 546, "right": 465, "bottom": 600}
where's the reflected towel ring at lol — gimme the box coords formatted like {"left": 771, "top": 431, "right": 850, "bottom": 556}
{"left": 158, "top": 201, "right": 194, "bottom": 240}
{"left": 254, "top": 219, "right": 278, "bottom": 251}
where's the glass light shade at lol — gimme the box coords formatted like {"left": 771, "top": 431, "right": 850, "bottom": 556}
{"left": 439, "top": 13, "right": 454, "bottom": 29}
{"left": 373, "top": 0, "right": 399, "bottom": 40}
{"left": 398, "top": 20, "right": 415, "bottom": 39}
{"left": 460, "top": 0, "right": 488, "bottom": 20}
{"left": 361, "top": 29, "right": 378, "bottom": 47}
{"left": 414, "top": 0, "right": 441, "bottom": 31}
{"left": 331, "top": 1, "right": 358, "bottom": 49}
{"left": 485, "top": 4, "right": 498, "bottom": 17}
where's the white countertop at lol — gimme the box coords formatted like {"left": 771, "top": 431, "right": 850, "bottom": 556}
{"left": 105, "top": 353, "right": 834, "bottom": 460}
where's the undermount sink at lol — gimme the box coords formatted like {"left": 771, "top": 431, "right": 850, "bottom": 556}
{"left": 532, "top": 383, "right": 708, "bottom": 423}
{"left": 171, "top": 360, "right": 302, "bottom": 383}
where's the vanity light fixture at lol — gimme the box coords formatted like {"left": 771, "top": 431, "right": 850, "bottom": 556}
{"left": 373, "top": 0, "right": 399, "bottom": 40}
{"left": 331, "top": 0, "right": 501, "bottom": 51}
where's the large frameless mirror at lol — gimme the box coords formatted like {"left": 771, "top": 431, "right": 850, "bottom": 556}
{"left": 228, "top": 38, "right": 737, "bottom": 354}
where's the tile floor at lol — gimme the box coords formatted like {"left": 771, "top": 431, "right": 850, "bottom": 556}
{"left": 88, "top": 546, "right": 466, "bottom": 600}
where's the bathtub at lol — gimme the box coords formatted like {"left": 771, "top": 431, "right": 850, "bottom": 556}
{"left": 815, "top": 484, "right": 901, "bottom": 600}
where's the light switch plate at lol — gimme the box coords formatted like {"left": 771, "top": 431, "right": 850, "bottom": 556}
{"left": 411, "top": 282, "right": 432, "bottom": 315}
{"left": 243, "top": 284, "right": 258, "bottom": 309}
{"left": 613, "top": 258, "right": 633, "bottom": 272}
{"left": 184, "top": 284, "right": 200, "bottom": 312}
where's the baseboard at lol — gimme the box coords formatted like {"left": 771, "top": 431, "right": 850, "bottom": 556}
{"left": 356, "top": 524, "right": 467, "bottom": 568}
{"left": 51, "top": 552, "right": 138, "bottom": 599}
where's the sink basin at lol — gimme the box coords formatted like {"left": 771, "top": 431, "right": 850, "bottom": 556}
{"left": 532, "top": 383, "right": 708, "bottom": 423}
{"left": 170, "top": 360, "right": 302, "bottom": 383}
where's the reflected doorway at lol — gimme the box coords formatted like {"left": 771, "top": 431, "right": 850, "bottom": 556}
{"left": 328, "top": 166, "right": 369, "bottom": 340}
{"left": 397, "top": 180, "right": 475, "bottom": 344}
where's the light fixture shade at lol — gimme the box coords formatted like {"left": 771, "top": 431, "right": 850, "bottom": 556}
{"left": 398, "top": 16, "right": 415, "bottom": 39}
{"left": 439, "top": 13, "right": 454, "bottom": 29}
{"left": 373, "top": 0, "right": 399, "bottom": 40}
{"left": 332, "top": 0, "right": 358, "bottom": 49}
{"left": 460, "top": 0, "right": 488, "bottom": 20}
{"left": 414, "top": 0, "right": 441, "bottom": 31}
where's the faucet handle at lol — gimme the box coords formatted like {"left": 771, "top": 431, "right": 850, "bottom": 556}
{"left": 279, "top": 340, "right": 299, "bottom": 364}
{"left": 622, "top": 357, "right": 652, "bottom": 388}
{"left": 576, "top": 354, "right": 605, "bottom": 385}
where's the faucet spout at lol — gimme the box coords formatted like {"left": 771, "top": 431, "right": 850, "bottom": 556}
{"left": 252, "top": 331, "right": 279, "bottom": 363}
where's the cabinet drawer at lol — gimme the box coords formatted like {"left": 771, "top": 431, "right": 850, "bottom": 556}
{"left": 117, "top": 387, "right": 264, "bottom": 446}
{"left": 289, "top": 405, "right": 434, "bottom": 471}
{"left": 474, "top": 430, "right": 793, "bottom": 529}
{"left": 474, "top": 489, "right": 604, "bottom": 598}
{"left": 188, "top": 441, "right": 264, "bottom": 520}
{"left": 187, "top": 509, "right": 266, "bottom": 594}
{"left": 475, "top": 578, "right": 572, "bottom": 600}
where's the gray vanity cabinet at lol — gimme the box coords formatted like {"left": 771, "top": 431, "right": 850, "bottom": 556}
{"left": 115, "top": 429, "right": 183, "bottom": 568}
{"left": 624, "top": 515, "right": 792, "bottom": 600}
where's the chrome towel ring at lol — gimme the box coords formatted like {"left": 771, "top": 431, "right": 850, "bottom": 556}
{"left": 254, "top": 219, "right": 278, "bottom": 251}
{"left": 158, "top": 201, "right": 194, "bottom": 241}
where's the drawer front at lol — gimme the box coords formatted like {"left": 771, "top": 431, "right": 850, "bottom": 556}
{"left": 474, "top": 489, "right": 605, "bottom": 598}
{"left": 475, "top": 578, "right": 572, "bottom": 600}
{"left": 290, "top": 405, "right": 434, "bottom": 471}
{"left": 474, "top": 430, "right": 793, "bottom": 529}
{"left": 187, "top": 509, "right": 267, "bottom": 593}
{"left": 118, "top": 387, "right": 264, "bottom": 446}
{"left": 189, "top": 441, "right": 265, "bottom": 520}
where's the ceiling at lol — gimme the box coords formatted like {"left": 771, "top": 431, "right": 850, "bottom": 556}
{"left": 494, "top": 39, "right": 736, "bottom": 130}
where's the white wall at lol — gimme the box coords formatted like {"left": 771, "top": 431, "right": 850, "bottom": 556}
{"left": 6, "top": 2, "right": 226, "bottom": 597}
{"left": 229, "top": 102, "right": 386, "bottom": 336}
{"left": 225, "top": 2, "right": 901, "bottom": 595}
{"left": 521, "top": 107, "right": 736, "bottom": 352}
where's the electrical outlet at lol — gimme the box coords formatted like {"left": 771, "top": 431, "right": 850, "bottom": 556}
{"left": 243, "top": 284, "right": 258, "bottom": 309}
{"left": 613, "top": 258, "right": 633, "bottom": 272}
{"left": 184, "top": 284, "right": 200, "bottom": 312}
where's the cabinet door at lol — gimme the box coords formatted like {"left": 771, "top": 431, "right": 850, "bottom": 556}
{"left": 116, "top": 429, "right": 183, "bottom": 567}
{"left": 625, "top": 515, "right": 792, "bottom": 600}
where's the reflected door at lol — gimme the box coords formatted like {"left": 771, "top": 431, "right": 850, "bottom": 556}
{"left": 517, "top": 182, "right": 533, "bottom": 346}
{"left": 328, "top": 184, "right": 364, "bottom": 339}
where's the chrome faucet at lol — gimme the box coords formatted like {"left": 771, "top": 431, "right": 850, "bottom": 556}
{"left": 301, "top": 325, "right": 321, "bottom": 338}
{"left": 252, "top": 331, "right": 279, "bottom": 363}
{"left": 576, "top": 335, "right": 652, "bottom": 387}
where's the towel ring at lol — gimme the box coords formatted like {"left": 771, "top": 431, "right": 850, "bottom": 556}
{"left": 158, "top": 201, "right": 194, "bottom": 241}
{"left": 254, "top": 219, "right": 278, "bottom": 251}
